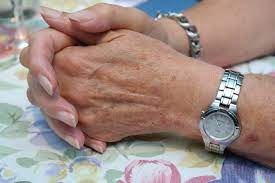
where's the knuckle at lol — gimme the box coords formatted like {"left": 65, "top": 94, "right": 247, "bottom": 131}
{"left": 29, "top": 29, "right": 49, "bottom": 44}
{"left": 19, "top": 47, "right": 29, "bottom": 66}
{"left": 26, "top": 89, "right": 36, "bottom": 105}
{"left": 53, "top": 46, "right": 75, "bottom": 70}
{"left": 60, "top": 11, "right": 68, "bottom": 17}
{"left": 78, "top": 109, "right": 96, "bottom": 125}
{"left": 28, "top": 31, "right": 38, "bottom": 44}
{"left": 59, "top": 46, "right": 75, "bottom": 57}
{"left": 29, "top": 28, "right": 55, "bottom": 44}
{"left": 59, "top": 79, "right": 89, "bottom": 106}
{"left": 54, "top": 46, "right": 94, "bottom": 77}
{"left": 26, "top": 73, "right": 32, "bottom": 86}
{"left": 94, "top": 3, "right": 115, "bottom": 17}
{"left": 94, "top": 3, "right": 111, "bottom": 10}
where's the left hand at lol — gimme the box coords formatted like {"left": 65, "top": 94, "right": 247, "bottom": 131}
{"left": 48, "top": 29, "right": 222, "bottom": 142}
{"left": 51, "top": 29, "right": 182, "bottom": 141}
{"left": 20, "top": 4, "right": 183, "bottom": 151}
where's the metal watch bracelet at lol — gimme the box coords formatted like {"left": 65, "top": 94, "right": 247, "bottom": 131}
{"left": 208, "top": 70, "right": 244, "bottom": 154}
{"left": 213, "top": 70, "right": 244, "bottom": 113}
{"left": 155, "top": 12, "right": 202, "bottom": 58}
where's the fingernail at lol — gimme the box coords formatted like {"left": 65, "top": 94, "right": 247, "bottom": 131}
{"left": 38, "top": 75, "right": 53, "bottom": 96}
{"left": 91, "top": 144, "right": 105, "bottom": 153}
{"left": 68, "top": 10, "right": 93, "bottom": 22}
{"left": 65, "top": 136, "right": 81, "bottom": 149}
{"left": 40, "top": 6, "right": 62, "bottom": 18}
{"left": 56, "top": 111, "right": 77, "bottom": 127}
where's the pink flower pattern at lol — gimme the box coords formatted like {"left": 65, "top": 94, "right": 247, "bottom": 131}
{"left": 185, "top": 175, "right": 216, "bottom": 183}
{"left": 120, "top": 159, "right": 181, "bottom": 183}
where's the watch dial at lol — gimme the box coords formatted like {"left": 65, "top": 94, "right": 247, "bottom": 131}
{"left": 203, "top": 112, "right": 235, "bottom": 140}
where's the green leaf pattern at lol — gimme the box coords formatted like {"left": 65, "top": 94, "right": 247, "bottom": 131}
{"left": 34, "top": 150, "right": 66, "bottom": 162}
{"left": 16, "top": 157, "right": 38, "bottom": 168}
{"left": 104, "top": 169, "right": 124, "bottom": 183}
{"left": 113, "top": 140, "right": 165, "bottom": 159}
{"left": 0, "top": 145, "right": 18, "bottom": 159}
{"left": 0, "top": 103, "right": 31, "bottom": 139}
{"left": 0, "top": 103, "right": 23, "bottom": 126}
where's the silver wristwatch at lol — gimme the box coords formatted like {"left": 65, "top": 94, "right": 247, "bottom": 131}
{"left": 199, "top": 70, "right": 244, "bottom": 154}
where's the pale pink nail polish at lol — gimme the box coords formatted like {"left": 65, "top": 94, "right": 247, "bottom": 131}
{"left": 67, "top": 10, "right": 94, "bottom": 22}
{"left": 38, "top": 75, "right": 53, "bottom": 96}
{"left": 40, "top": 6, "right": 62, "bottom": 18}
{"left": 56, "top": 111, "right": 77, "bottom": 127}
{"left": 65, "top": 136, "right": 81, "bottom": 149}
{"left": 91, "top": 144, "right": 105, "bottom": 153}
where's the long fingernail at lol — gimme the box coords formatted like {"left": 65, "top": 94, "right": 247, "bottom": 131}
{"left": 38, "top": 75, "right": 53, "bottom": 96}
{"left": 65, "top": 136, "right": 81, "bottom": 149}
{"left": 67, "top": 10, "right": 93, "bottom": 22}
{"left": 91, "top": 144, "right": 105, "bottom": 153}
{"left": 40, "top": 6, "right": 62, "bottom": 18}
{"left": 56, "top": 111, "right": 77, "bottom": 127}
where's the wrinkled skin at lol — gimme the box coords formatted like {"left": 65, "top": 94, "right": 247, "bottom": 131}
{"left": 53, "top": 29, "right": 188, "bottom": 142}
{"left": 20, "top": 4, "right": 187, "bottom": 150}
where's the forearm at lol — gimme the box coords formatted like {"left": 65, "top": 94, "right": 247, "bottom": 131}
{"left": 158, "top": 0, "right": 275, "bottom": 67}
{"left": 231, "top": 74, "right": 275, "bottom": 167}
{"left": 172, "top": 56, "right": 275, "bottom": 167}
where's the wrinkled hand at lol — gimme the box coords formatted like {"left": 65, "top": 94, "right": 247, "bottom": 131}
{"left": 51, "top": 30, "right": 189, "bottom": 142}
{"left": 20, "top": 3, "right": 185, "bottom": 151}
{"left": 21, "top": 29, "right": 107, "bottom": 152}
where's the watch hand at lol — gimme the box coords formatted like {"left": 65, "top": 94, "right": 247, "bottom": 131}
{"left": 216, "top": 119, "right": 221, "bottom": 127}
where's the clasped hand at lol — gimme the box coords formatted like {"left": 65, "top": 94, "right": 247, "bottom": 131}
{"left": 20, "top": 4, "right": 219, "bottom": 153}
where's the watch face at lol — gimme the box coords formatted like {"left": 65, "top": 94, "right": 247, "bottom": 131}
{"left": 203, "top": 111, "right": 235, "bottom": 140}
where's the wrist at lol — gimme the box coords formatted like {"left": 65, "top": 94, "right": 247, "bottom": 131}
{"left": 167, "top": 57, "right": 224, "bottom": 140}
{"left": 154, "top": 18, "right": 190, "bottom": 55}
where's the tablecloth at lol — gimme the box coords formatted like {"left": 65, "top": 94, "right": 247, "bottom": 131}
{"left": 0, "top": 1, "right": 274, "bottom": 182}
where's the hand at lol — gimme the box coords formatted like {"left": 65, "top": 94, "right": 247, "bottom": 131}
{"left": 51, "top": 29, "right": 180, "bottom": 141}
{"left": 21, "top": 29, "right": 106, "bottom": 152}
{"left": 20, "top": 3, "right": 187, "bottom": 150}
{"left": 50, "top": 29, "right": 222, "bottom": 142}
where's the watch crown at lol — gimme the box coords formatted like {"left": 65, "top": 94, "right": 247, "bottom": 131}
{"left": 201, "top": 111, "right": 205, "bottom": 115}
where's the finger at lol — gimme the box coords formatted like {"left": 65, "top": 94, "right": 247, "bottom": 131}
{"left": 20, "top": 47, "right": 29, "bottom": 67}
{"left": 28, "top": 73, "right": 78, "bottom": 127}
{"left": 26, "top": 88, "right": 37, "bottom": 105}
{"left": 44, "top": 112, "right": 107, "bottom": 153}
{"left": 44, "top": 114, "right": 84, "bottom": 149}
{"left": 84, "top": 134, "right": 107, "bottom": 153}
{"left": 40, "top": 7, "right": 101, "bottom": 45}
{"left": 39, "top": 5, "right": 154, "bottom": 44}
{"left": 20, "top": 28, "right": 77, "bottom": 96}
{"left": 66, "top": 3, "right": 154, "bottom": 34}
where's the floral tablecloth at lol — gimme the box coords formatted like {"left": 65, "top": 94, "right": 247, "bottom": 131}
{"left": 0, "top": 1, "right": 275, "bottom": 183}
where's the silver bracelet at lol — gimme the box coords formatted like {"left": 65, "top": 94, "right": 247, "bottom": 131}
{"left": 155, "top": 12, "right": 202, "bottom": 59}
